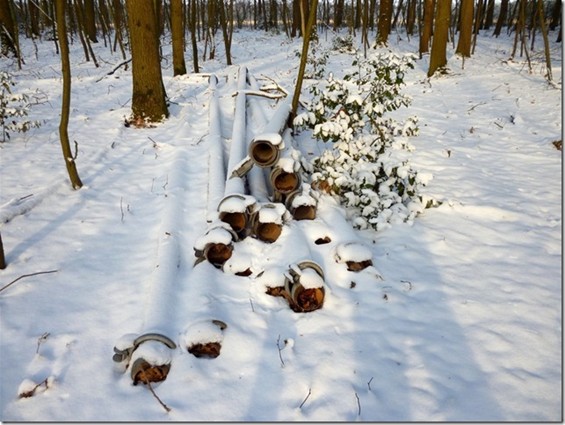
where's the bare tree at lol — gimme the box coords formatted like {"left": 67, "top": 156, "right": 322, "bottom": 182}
{"left": 420, "top": 0, "right": 435, "bottom": 55}
{"left": 376, "top": 0, "right": 394, "bottom": 45}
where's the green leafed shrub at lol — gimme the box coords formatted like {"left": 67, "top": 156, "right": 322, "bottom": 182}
{"left": 1, "top": 71, "right": 41, "bottom": 142}
{"left": 294, "top": 50, "right": 437, "bottom": 231}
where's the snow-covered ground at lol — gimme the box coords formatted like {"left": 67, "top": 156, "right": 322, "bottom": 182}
{"left": 0, "top": 27, "right": 561, "bottom": 422}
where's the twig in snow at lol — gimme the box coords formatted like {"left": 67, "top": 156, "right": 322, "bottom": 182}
{"left": 120, "top": 197, "right": 125, "bottom": 223}
{"left": 276, "top": 335, "right": 285, "bottom": 368}
{"left": 0, "top": 270, "right": 58, "bottom": 294}
{"left": 36, "top": 332, "right": 50, "bottom": 354}
{"left": 367, "top": 377, "right": 373, "bottom": 391}
{"left": 355, "top": 392, "right": 361, "bottom": 415}
{"left": 141, "top": 373, "right": 171, "bottom": 413}
{"left": 18, "top": 377, "right": 49, "bottom": 398}
{"left": 299, "top": 388, "right": 312, "bottom": 409}
{"left": 95, "top": 58, "right": 132, "bottom": 82}
{"left": 249, "top": 298, "right": 255, "bottom": 312}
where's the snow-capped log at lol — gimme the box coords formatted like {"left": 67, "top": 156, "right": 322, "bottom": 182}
{"left": 249, "top": 202, "right": 291, "bottom": 243}
{"left": 129, "top": 339, "right": 175, "bottom": 385}
{"left": 333, "top": 241, "right": 374, "bottom": 272}
{"left": 182, "top": 319, "right": 227, "bottom": 359}
{"left": 193, "top": 222, "right": 239, "bottom": 269}
{"left": 284, "top": 184, "right": 317, "bottom": 220}
{"left": 216, "top": 194, "right": 257, "bottom": 240}
{"left": 112, "top": 333, "right": 176, "bottom": 384}
{"left": 269, "top": 156, "right": 302, "bottom": 196}
{"left": 247, "top": 96, "right": 292, "bottom": 168}
{"left": 206, "top": 74, "right": 227, "bottom": 223}
{"left": 284, "top": 261, "right": 325, "bottom": 313}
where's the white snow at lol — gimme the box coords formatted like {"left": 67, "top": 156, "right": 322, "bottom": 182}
{"left": 252, "top": 132, "right": 283, "bottom": 146}
{"left": 334, "top": 241, "right": 373, "bottom": 263}
{"left": 0, "top": 27, "right": 561, "bottom": 422}
{"left": 181, "top": 320, "right": 225, "bottom": 346}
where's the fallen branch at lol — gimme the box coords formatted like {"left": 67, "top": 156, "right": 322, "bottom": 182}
{"left": 355, "top": 392, "right": 361, "bottom": 415}
{"left": 0, "top": 270, "right": 58, "bottom": 294}
{"left": 231, "top": 89, "right": 286, "bottom": 99}
{"left": 276, "top": 334, "right": 285, "bottom": 368}
{"left": 96, "top": 58, "right": 132, "bottom": 82}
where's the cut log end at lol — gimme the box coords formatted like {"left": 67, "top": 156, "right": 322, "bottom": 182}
{"left": 205, "top": 243, "right": 233, "bottom": 268}
{"left": 292, "top": 205, "right": 316, "bottom": 220}
{"left": 131, "top": 359, "right": 171, "bottom": 386}
{"left": 187, "top": 342, "right": 222, "bottom": 358}
{"left": 291, "top": 287, "right": 325, "bottom": 313}
{"left": 346, "top": 259, "right": 373, "bottom": 272}
{"left": 255, "top": 222, "right": 282, "bottom": 243}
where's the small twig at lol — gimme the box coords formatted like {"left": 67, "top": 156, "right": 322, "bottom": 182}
{"left": 276, "top": 335, "right": 285, "bottom": 368}
{"left": 18, "top": 377, "right": 49, "bottom": 398}
{"left": 73, "top": 140, "right": 79, "bottom": 160}
{"left": 249, "top": 298, "right": 255, "bottom": 312}
{"left": 299, "top": 388, "right": 312, "bottom": 409}
{"left": 367, "top": 377, "right": 373, "bottom": 391}
{"left": 141, "top": 373, "right": 171, "bottom": 413}
{"left": 120, "top": 197, "right": 125, "bottom": 223}
{"left": 355, "top": 392, "right": 361, "bottom": 415}
{"left": 0, "top": 270, "right": 58, "bottom": 294}
{"left": 96, "top": 58, "right": 132, "bottom": 82}
{"left": 36, "top": 332, "right": 50, "bottom": 354}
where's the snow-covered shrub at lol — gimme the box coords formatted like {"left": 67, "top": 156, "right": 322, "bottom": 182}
{"left": 332, "top": 34, "right": 355, "bottom": 53}
{"left": 1, "top": 71, "right": 41, "bottom": 142}
{"left": 294, "top": 50, "right": 435, "bottom": 231}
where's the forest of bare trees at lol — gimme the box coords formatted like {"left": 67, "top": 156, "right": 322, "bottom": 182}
{"left": 1, "top": 0, "right": 561, "bottom": 72}
{"left": 0, "top": 0, "right": 560, "bottom": 191}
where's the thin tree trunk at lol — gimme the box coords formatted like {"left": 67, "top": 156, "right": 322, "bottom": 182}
{"left": 536, "top": 0, "right": 553, "bottom": 81}
{"left": 83, "top": 0, "right": 98, "bottom": 42}
{"left": 376, "top": 0, "right": 394, "bottom": 45}
{"left": 55, "top": 0, "right": 83, "bottom": 190}
{"left": 291, "top": 0, "right": 318, "bottom": 120}
{"left": 218, "top": 0, "right": 233, "bottom": 65}
{"left": 189, "top": 0, "right": 199, "bottom": 72}
{"left": 0, "top": 231, "right": 6, "bottom": 269}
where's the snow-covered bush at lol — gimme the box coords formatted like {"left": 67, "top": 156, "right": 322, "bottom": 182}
{"left": 331, "top": 34, "right": 355, "bottom": 53}
{"left": 1, "top": 71, "right": 41, "bottom": 142}
{"left": 294, "top": 50, "right": 436, "bottom": 231}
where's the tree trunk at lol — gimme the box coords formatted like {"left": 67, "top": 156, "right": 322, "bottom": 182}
{"left": 483, "top": 0, "right": 495, "bottom": 29}
{"left": 420, "top": 0, "right": 435, "bottom": 54}
{"left": 171, "top": 0, "right": 187, "bottom": 75}
{"left": 376, "top": 0, "right": 394, "bottom": 45}
{"left": 0, "top": 231, "right": 6, "bottom": 270}
{"left": 549, "top": 0, "right": 562, "bottom": 30}
{"left": 493, "top": 0, "right": 508, "bottom": 36}
{"left": 334, "top": 0, "right": 344, "bottom": 29}
{"left": 83, "top": 0, "right": 98, "bottom": 42}
{"left": 536, "top": 0, "right": 553, "bottom": 81}
{"left": 55, "top": 0, "right": 83, "bottom": 190}
{"left": 428, "top": 0, "right": 451, "bottom": 77}
{"left": 291, "top": 0, "right": 318, "bottom": 119}
{"left": 219, "top": 0, "right": 233, "bottom": 65}
{"left": 456, "top": 0, "right": 473, "bottom": 57}
{"left": 189, "top": 0, "right": 199, "bottom": 72}
{"left": 0, "top": 0, "right": 18, "bottom": 58}
{"left": 125, "top": 0, "right": 169, "bottom": 123}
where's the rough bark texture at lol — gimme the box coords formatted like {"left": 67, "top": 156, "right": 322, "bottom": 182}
{"left": 0, "top": 0, "right": 17, "bottom": 57}
{"left": 171, "top": 0, "right": 187, "bottom": 75}
{"left": 419, "top": 0, "right": 435, "bottom": 54}
{"left": 0, "top": 231, "right": 6, "bottom": 269}
{"left": 125, "top": 0, "right": 169, "bottom": 123}
{"left": 55, "top": 0, "right": 83, "bottom": 190}
{"left": 376, "top": 0, "right": 393, "bottom": 45}
{"left": 456, "top": 0, "right": 474, "bottom": 57}
{"left": 428, "top": 0, "right": 451, "bottom": 77}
